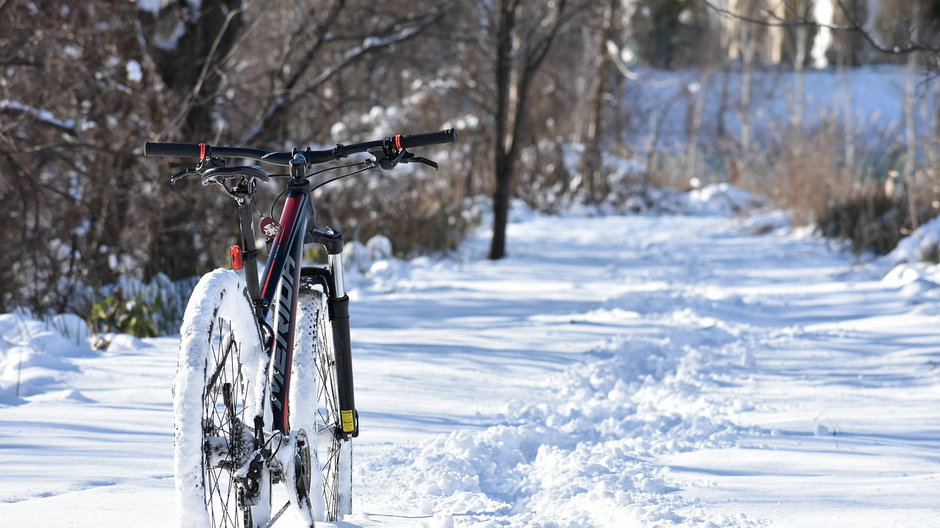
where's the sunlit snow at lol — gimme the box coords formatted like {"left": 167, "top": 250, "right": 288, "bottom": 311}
{"left": 1, "top": 185, "right": 938, "bottom": 527}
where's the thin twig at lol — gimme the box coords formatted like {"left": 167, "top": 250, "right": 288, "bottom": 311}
{"left": 833, "top": 0, "right": 939, "bottom": 55}
{"left": 699, "top": 0, "right": 940, "bottom": 55}
{"left": 172, "top": 6, "right": 245, "bottom": 132}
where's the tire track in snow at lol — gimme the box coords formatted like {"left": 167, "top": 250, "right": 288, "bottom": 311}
{"left": 354, "top": 215, "right": 777, "bottom": 527}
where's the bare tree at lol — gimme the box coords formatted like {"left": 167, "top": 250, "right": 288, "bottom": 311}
{"left": 0, "top": 2, "right": 178, "bottom": 311}
{"left": 488, "top": 0, "right": 589, "bottom": 259}
{"left": 0, "top": 0, "right": 468, "bottom": 314}
{"left": 580, "top": 0, "right": 621, "bottom": 203}
{"left": 700, "top": 0, "right": 940, "bottom": 57}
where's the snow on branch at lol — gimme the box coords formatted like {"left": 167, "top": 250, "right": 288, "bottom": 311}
{"left": 240, "top": 24, "right": 423, "bottom": 144}
{"left": 0, "top": 100, "right": 77, "bottom": 136}
{"left": 135, "top": 0, "right": 199, "bottom": 16}
{"left": 309, "top": 26, "right": 421, "bottom": 92}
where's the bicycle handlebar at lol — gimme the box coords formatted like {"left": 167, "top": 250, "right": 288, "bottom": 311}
{"left": 143, "top": 142, "right": 203, "bottom": 158}
{"left": 144, "top": 128, "right": 457, "bottom": 167}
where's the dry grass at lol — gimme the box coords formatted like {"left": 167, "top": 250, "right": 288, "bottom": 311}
{"left": 642, "top": 122, "right": 940, "bottom": 257}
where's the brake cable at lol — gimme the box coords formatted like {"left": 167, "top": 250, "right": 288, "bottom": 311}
{"left": 265, "top": 148, "right": 437, "bottom": 218}
{"left": 267, "top": 160, "right": 370, "bottom": 218}
{"left": 310, "top": 162, "right": 375, "bottom": 192}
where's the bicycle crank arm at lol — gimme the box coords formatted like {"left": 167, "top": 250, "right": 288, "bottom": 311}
{"left": 262, "top": 502, "right": 291, "bottom": 528}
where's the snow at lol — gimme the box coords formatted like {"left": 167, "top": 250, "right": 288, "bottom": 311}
{"left": 685, "top": 183, "right": 766, "bottom": 216}
{"left": 0, "top": 100, "right": 76, "bottom": 133}
{"left": 126, "top": 60, "right": 143, "bottom": 83}
{"left": 0, "top": 312, "right": 93, "bottom": 405}
{"left": 810, "top": 0, "right": 835, "bottom": 69}
{"left": 134, "top": 0, "right": 198, "bottom": 16}
{"left": 886, "top": 214, "right": 940, "bottom": 265}
{"left": 625, "top": 65, "right": 933, "bottom": 154}
{"left": 1, "top": 188, "right": 939, "bottom": 526}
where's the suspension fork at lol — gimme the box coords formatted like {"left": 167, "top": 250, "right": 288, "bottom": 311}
{"left": 301, "top": 228, "right": 358, "bottom": 438}
{"left": 326, "top": 246, "right": 358, "bottom": 438}
{"left": 307, "top": 227, "right": 358, "bottom": 438}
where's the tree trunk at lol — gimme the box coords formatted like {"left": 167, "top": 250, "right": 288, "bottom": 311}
{"left": 144, "top": 0, "right": 245, "bottom": 279}
{"left": 488, "top": 0, "right": 572, "bottom": 259}
{"left": 151, "top": 0, "right": 244, "bottom": 139}
{"left": 581, "top": 0, "right": 618, "bottom": 203}
{"left": 490, "top": 152, "right": 513, "bottom": 259}
{"left": 488, "top": 0, "right": 517, "bottom": 260}
{"left": 740, "top": 25, "right": 754, "bottom": 154}
{"left": 903, "top": 0, "right": 922, "bottom": 231}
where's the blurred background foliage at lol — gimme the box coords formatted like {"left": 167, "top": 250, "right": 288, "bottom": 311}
{"left": 1, "top": 0, "right": 938, "bottom": 326}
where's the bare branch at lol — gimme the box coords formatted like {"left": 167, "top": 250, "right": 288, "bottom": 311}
{"left": 240, "top": 13, "right": 441, "bottom": 144}
{"left": 277, "top": 0, "right": 347, "bottom": 95}
{"left": 700, "top": 0, "right": 940, "bottom": 55}
{"left": 170, "top": 5, "right": 246, "bottom": 133}
{"left": 0, "top": 100, "right": 78, "bottom": 137}
{"left": 833, "top": 0, "right": 940, "bottom": 55}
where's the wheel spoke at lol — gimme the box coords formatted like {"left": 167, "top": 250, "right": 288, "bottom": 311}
{"left": 176, "top": 272, "right": 270, "bottom": 528}
{"left": 299, "top": 290, "right": 352, "bottom": 522}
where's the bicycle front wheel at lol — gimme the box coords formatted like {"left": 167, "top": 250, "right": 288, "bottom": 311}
{"left": 293, "top": 284, "right": 352, "bottom": 521}
{"left": 175, "top": 269, "right": 270, "bottom": 528}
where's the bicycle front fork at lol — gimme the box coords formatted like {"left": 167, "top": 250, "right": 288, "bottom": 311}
{"left": 320, "top": 234, "right": 358, "bottom": 439}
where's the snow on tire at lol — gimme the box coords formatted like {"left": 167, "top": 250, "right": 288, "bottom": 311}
{"left": 174, "top": 269, "right": 268, "bottom": 528}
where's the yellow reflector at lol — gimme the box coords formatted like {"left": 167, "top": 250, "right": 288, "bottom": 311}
{"left": 341, "top": 410, "right": 355, "bottom": 433}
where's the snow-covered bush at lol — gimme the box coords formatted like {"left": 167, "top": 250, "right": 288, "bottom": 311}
{"left": 83, "top": 274, "right": 198, "bottom": 339}
{"left": 887, "top": 215, "right": 940, "bottom": 264}
{"left": 816, "top": 182, "right": 940, "bottom": 256}
{"left": 0, "top": 312, "right": 93, "bottom": 404}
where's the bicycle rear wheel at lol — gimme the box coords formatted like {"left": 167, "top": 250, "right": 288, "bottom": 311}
{"left": 175, "top": 270, "right": 270, "bottom": 528}
{"left": 294, "top": 284, "right": 352, "bottom": 521}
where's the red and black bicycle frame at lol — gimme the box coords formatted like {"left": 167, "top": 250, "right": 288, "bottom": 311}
{"left": 240, "top": 176, "right": 358, "bottom": 438}
{"left": 145, "top": 128, "right": 457, "bottom": 442}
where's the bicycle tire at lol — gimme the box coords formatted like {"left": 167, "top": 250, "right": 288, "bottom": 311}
{"left": 294, "top": 284, "right": 352, "bottom": 521}
{"left": 175, "top": 269, "right": 271, "bottom": 528}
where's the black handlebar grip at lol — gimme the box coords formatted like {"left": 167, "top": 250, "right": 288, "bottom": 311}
{"left": 144, "top": 142, "right": 204, "bottom": 158}
{"left": 396, "top": 129, "right": 457, "bottom": 149}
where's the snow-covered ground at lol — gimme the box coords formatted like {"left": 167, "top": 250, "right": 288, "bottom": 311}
{"left": 1, "top": 189, "right": 939, "bottom": 527}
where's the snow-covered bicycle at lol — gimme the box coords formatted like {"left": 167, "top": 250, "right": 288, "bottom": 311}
{"left": 145, "top": 129, "right": 456, "bottom": 528}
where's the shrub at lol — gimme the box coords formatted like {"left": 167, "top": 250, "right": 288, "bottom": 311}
{"left": 84, "top": 274, "right": 198, "bottom": 339}
{"left": 816, "top": 183, "right": 940, "bottom": 256}
{"left": 88, "top": 291, "right": 159, "bottom": 339}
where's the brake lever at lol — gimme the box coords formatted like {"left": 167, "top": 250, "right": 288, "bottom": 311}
{"left": 401, "top": 151, "right": 439, "bottom": 171}
{"left": 368, "top": 146, "right": 404, "bottom": 170}
{"left": 368, "top": 146, "right": 439, "bottom": 171}
{"left": 169, "top": 167, "right": 200, "bottom": 185}
{"left": 170, "top": 156, "right": 227, "bottom": 185}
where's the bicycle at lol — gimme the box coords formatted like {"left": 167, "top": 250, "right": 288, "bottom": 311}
{"left": 145, "top": 128, "right": 457, "bottom": 528}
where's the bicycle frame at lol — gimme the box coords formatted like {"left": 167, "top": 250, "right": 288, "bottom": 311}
{"left": 145, "top": 128, "right": 454, "bottom": 525}
{"left": 144, "top": 129, "right": 456, "bottom": 441}
{"left": 236, "top": 176, "right": 358, "bottom": 438}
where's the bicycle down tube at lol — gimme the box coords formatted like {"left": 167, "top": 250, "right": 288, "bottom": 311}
{"left": 256, "top": 177, "right": 357, "bottom": 437}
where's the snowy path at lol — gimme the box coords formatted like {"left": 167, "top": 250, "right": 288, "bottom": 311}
{"left": 1, "top": 212, "right": 939, "bottom": 527}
